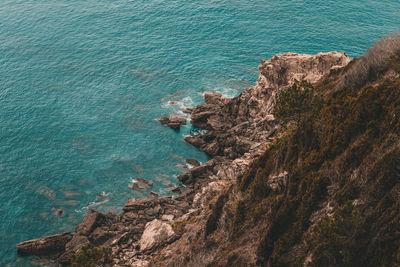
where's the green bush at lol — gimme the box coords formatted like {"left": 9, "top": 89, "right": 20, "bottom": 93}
{"left": 273, "top": 81, "right": 316, "bottom": 123}
{"left": 68, "top": 244, "right": 113, "bottom": 267}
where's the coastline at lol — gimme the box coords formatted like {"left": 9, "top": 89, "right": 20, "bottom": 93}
{"left": 16, "top": 52, "right": 351, "bottom": 266}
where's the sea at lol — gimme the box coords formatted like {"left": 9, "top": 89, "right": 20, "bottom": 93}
{"left": 0, "top": 0, "right": 399, "bottom": 265}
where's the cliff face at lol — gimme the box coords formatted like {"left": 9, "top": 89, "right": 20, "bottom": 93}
{"left": 17, "top": 35, "right": 400, "bottom": 267}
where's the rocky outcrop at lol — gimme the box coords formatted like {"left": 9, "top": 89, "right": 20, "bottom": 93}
{"left": 17, "top": 232, "right": 73, "bottom": 257}
{"left": 158, "top": 116, "right": 187, "bottom": 130}
{"left": 186, "top": 52, "right": 350, "bottom": 159}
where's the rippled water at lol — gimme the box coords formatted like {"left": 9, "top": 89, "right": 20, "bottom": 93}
{"left": 0, "top": 0, "right": 399, "bottom": 265}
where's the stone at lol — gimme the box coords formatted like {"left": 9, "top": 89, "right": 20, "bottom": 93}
{"left": 184, "top": 135, "right": 206, "bottom": 148}
{"left": 75, "top": 210, "right": 107, "bottom": 236}
{"left": 129, "top": 183, "right": 146, "bottom": 191}
{"left": 90, "top": 227, "right": 115, "bottom": 246}
{"left": 161, "top": 214, "right": 174, "bottom": 221}
{"left": 190, "top": 164, "right": 210, "bottom": 178}
{"left": 123, "top": 198, "right": 155, "bottom": 212}
{"left": 136, "top": 178, "right": 154, "bottom": 187}
{"left": 167, "top": 116, "right": 187, "bottom": 130}
{"left": 204, "top": 91, "right": 223, "bottom": 105}
{"left": 181, "top": 108, "right": 194, "bottom": 114}
{"left": 166, "top": 186, "right": 182, "bottom": 194}
{"left": 185, "top": 158, "right": 201, "bottom": 167}
{"left": 177, "top": 172, "right": 191, "bottom": 184}
{"left": 149, "top": 191, "right": 159, "bottom": 198}
{"left": 16, "top": 232, "right": 72, "bottom": 256}
{"left": 138, "top": 219, "right": 175, "bottom": 251}
{"left": 158, "top": 116, "right": 187, "bottom": 130}
{"left": 157, "top": 117, "right": 169, "bottom": 124}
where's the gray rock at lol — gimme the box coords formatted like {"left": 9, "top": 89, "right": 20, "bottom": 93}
{"left": 138, "top": 219, "right": 175, "bottom": 251}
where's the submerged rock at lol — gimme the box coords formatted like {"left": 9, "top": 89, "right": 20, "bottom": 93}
{"left": 136, "top": 178, "right": 154, "bottom": 187}
{"left": 129, "top": 183, "right": 146, "bottom": 191}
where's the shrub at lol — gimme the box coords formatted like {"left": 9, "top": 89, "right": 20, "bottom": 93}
{"left": 337, "top": 32, "right": 400, "bottom": 90}
{"left": 68, "top": 244, "right": 113, "bottom": 267}
{"left": 273, "top": 81, "right": 315, "bottom": 123}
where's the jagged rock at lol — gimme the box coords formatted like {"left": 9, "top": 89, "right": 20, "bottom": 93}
{"left": 90, "top": 227, "right": 115, "bottom": 246}
{"left": 167, "top": 186, "right": 182, "bottom": 194}
{"left": 138, "top": 219, "right": 175, "bottom": 251}
{"left": 177, "top": 172, "right": 191, "bottom": 184}
{"left": 190, "top": 161, "right": 213, "bottom": 178}
{"left": 136, "top": 178, "right": 154, "bottom": 187}
{"left": 161, "top": 214, "right": 174, "bottom": 221}
{"left": 149, "top": 191, "right": 159, "bottom": 198}
{"left": 185, "top": 158, "right": 201, "bottom": 167}
{"left": 157, "top": 117, "right": 169, "bottom": 124}
{"left": 157, "top": 116, "right": 187, "bottom": 130}
{"left": 204, "top": 91, "right": 223, "bottom": 105}
{"left": 184, "top": 135, "right": 206, "bottom": 148}
{"left": 16, "top": 232, "right": 72, "bottom": 256}
{"left": 129, "top": 182, "right": 146, "bottom": 191}
{"left": 75, "top": 210, "right": 107, "bottom": 236}
{"left": 122, "top": 198, "right": 156, "bottom": 212}
{"left": 267, "top": 171, "right": 288, "bottom": 192}
{"left": 182, "top": 108, "right": 194, "bottom": 114}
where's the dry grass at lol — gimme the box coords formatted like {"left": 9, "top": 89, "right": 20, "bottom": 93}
{"left": 337, "top": 32, "right": 400, "bottom": 90}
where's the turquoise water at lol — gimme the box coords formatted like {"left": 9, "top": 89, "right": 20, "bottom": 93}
{"left": 0, "top": 0, "right": 399, "bottom": 265}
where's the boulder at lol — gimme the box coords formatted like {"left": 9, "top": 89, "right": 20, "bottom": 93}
{"left": 157, "top": 116, "right": 187, "bottom": 130}
{"left": 184, "top": 135, "right": 206, "bottom": 148}
{"left": 138, "top": 219, "right": 175, "bottom": 251}
{"left": 167, "top": 186, "right": 182, "bottom": 194}
{"left": 181, "top": 108, "right": 194, "bottom": 114}
{"left": 16, "top": 232, "right": 72, "bottom": 256}
{"left": 204, "top": 91, "right": 223, "bottom": 105}
{"left": 90, "top": 227, "right": 115, "bottom": 246}
{"left": 75, "top": 211, "right": 107, "bottom": 236}
{"left": 157, "top": 117, "right": 169, "bottom": 124}
{"left": 122, "top": 198, "right": 155, "bottom": 212}
{"left": 149, "top": 191, "right": 159, "bottom": 198}
{"left": 136, "top": 178, "right": 154, "bottom": 187}
{"left": 129, "top": 182, "right": 146, "bottom": 191}
{"left": 177, "top": 172, "right": 191, "bottom": 184}
{"left": 185, "top": 158, "right": 201, "bottom": 167}
{"left": 167, "top": 116, "right": 187, "bottom": 130}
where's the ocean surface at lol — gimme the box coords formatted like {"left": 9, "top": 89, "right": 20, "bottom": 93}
{"left": 0, "top": 0, "right": 399, "bottom": 265}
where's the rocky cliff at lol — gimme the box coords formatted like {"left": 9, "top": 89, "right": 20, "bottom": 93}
{"left": 17, "top": 34, "right": 400, "bottom": 267}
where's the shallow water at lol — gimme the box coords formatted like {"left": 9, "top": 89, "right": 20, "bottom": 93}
{"left": 0, "top": 0, "right": 399, "bottom": 265}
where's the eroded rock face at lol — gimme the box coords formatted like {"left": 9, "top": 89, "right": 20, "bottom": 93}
{"left": 187, "top": 52, "right": 351, "bottom": 159}
{"left": 138, "top": 219, "right": 175, "bottom": 251}
{"left": 16, "top": 232, "right": 72, "bottom": 257}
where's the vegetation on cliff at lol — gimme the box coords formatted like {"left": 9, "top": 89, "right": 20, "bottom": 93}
{"left": 206, "top": 34, "right": 400, "bottom": 266}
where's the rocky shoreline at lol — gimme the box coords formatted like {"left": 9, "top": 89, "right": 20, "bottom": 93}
{"left": 16, "top": 52, "right": 351, "bottom": 266}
